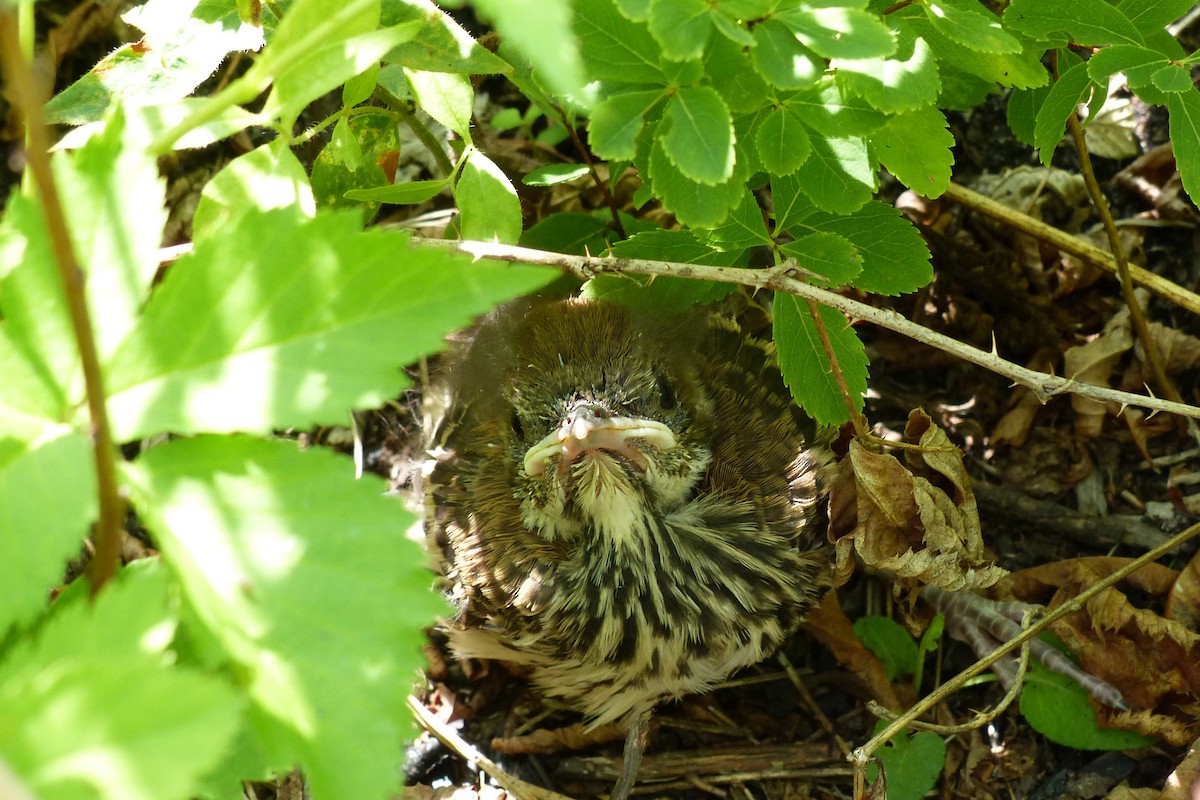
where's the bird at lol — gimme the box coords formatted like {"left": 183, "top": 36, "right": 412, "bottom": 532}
{"left": 423, "top": 296, "right": 834, "bottom": 798}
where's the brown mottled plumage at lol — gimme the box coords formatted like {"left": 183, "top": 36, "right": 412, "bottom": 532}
{"left": 424, "top": 297, "right": 832, "bottom": 797}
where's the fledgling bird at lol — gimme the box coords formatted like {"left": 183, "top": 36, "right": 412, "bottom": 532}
{"left": 424, "top": 297, "right": 833, "bottom": 798}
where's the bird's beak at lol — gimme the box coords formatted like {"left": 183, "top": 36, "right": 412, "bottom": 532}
{"left": 522, "top": 404, "right": 677, "bottom": 476}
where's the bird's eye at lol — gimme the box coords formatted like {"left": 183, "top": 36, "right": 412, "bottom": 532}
{"left": 656, "top": 373, "right": 676, "bottom": 410}
{"left": 510, "top": 411, "right": 525, "bottom": 440}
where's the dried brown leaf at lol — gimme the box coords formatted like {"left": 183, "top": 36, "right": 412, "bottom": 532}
{"left": 492, "top": 721, "right": 625, "bottom": 756}
{"left": 803, "top": 592, "right": 903, "bottom": 711}
{"left": 1063, "top": 312, "right": 1133, "bottom": 440}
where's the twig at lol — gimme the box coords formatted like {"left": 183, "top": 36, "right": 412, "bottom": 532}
{"left": 0, "top": 10, "right": 124, "bottom": 595}
{"left": 941, "top": 180, "right": 1200, "bottom": 317}
{"left": 411, "top": 238, "right": 1200, "bottom": 421}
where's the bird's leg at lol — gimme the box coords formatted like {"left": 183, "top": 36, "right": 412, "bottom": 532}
{"left": 609, "top": 709, "right": 652, "bottom": 800}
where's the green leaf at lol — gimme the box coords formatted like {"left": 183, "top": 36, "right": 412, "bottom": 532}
{"left": 1003, "top": 0, "right": 1144, "bottom": 46}
{"left": 586, "top": 230, "right": 739, "bottom": 310}
{"left": 705, "top": 34, "right": 772, "bottom": 111}
{"left": 456, "top": 149, "right": 523, "bottom": 243}
{"left": 328, "top": 118, "right": 365, "bottom": 169}
{"left": 52, "top": 98, "right": 259, "bottom": 152}
{"left": 793, "top": 135, "right": 876, "bottom": 214}
{"left": 104, "top": 209, "right": 555, "bottom": 439}
{"left": 802, "top": 202, "right": 932, "bottom": 295}
{"left": 897, "top": 14, "right": 1049, "bottom": 90}
{"left": 1115, "top": 0, "right": 1195, "bottom": 32}
{"left": 1006, "top": 85, "right": 1051, "bottom": 147}
{"left": 44, "top": 0, "right": 264, "bottom": 125}
{"left": 662, "top": 86, "right": 736, "bottom": 185}
{"left": 471, "top": 0, "right": 585, "bottom": 95}
{"left": 869, "top": 106, "right": 954, "bottom": 197}
{"left": 648, "top": 0, "right": 712, "bottom": 61}
{"left": 755, "top": 105, "right": 812, "bottom": 175}
{"left": 789, "top": 78, "right": 887, "bottom": 137}
{"left": 405, "top": 68, "right": 474, "bottom": 140}
{"left": 647, "top": 136, "right": 745, "bottom": 227}
{"left": 866, "top": 725, "right": 947, "bottom": 800}
{"left": 382, "top": 2, "right": 511, "bottom": 74}
{"left": 924, "top": 0, "right": 1022, "bottom": 54}
{"left": 123, "top": 437, "right": 444, "bottom": 800}
{"left": 311, "top": 111, "right": 400, "bottom": 213}
{"left": 0, "top": 427, "right": 95, "bottom": 638}
{"left": 0, "top": 568, "right": 241, "bottom": 800}
{"left": 523, "top": 164, "right": 592, "bottom": 186}
{"left": 751, "top": 19, "right": 824, "bottom": 91}
{"left": 193, "top": 140, "right": 317, "bottom": 237}
{"left": 1167, "top": 87, "right": 1200, "bottom": 204}
{"left": 576, "top": 0, "right": 666, "bottom": 84}
{"left": 1021, "top": 665, "right": 1154, "bottom": 750}
{"left": 1085, "top": 44, "right": 1170, "bottom": 90}
{"left": 770, "top": 171, "right": 815, "bottom": 232}
{"left": 343, "top": 62, "right": 380, "bottom": 108}
{"left": 53, "top": 106, "right": 165, "bottom": 361}
{"left": 703, "top": 189, "right": 772, "bottom": 250}
{"left": 589, "top": 90, "right": 666, "bottom": 160}
{"left": 833, "top": 36, "right": 941, "bottom": 113}
{"left": 520, "top": 213, "right": 614, "bottom": 255}
{"left": 779, "top": 6, "right": 896, "bottom": 60}
{"left": 710, "top": 9, "right": 755, "bottom": 47}
{"left": 854, "top": 616, "right": 919, "bottom": 680}
{"left": 264, "top": 23, "right": 421, "bottom": 128}
{"left": 1152, "top": 63, "right": 1194, "bottom": 92}
{"left": 1033, "top": 60, "right": 1095, "bottom": 165}
{"left": 344, "top": 179, "right": 449, "bottom": 204}
{"left": 779, "top": 232, "right": 862, "bottom": 287}
{"left": 774, "top": 297, "right": 867, "bottom": 426}
{"left": 615, "top": 0, "right": 651, "bottom": 20}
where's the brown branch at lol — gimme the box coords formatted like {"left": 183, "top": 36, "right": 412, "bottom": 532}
{"left": 411, "top": 238, "right": 1200, "bottom": 421}
{"left": 0, "top": 11, "right": 125, "bottom": 595}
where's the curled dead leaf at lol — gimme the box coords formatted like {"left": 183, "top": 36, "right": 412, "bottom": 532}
{"left": 1063, "top": 309, "right": 1133, "bottom": 440}
{"left": 830, "top": 409, "right": 1006, "bottom": 592}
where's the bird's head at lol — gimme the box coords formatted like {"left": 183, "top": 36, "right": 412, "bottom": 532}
{"left": 448, "top": 299, "right": 715, "bottom": 544}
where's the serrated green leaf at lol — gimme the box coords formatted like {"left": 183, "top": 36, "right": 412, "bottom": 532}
{"left": 1007, "top": 84, "right": 1051, "bottom": 146}
{"left": 833, "top": 36, "right": 940, "bottom": 113}
{"left": 774, "top": 297, "right": 867, "bottom": 425}
{"left": 780, "top": 232, "right": 861, "bottom": 287}
{"left": 405, "top": 68, "right": 474, "bottom": 139}
{"left": 1152, "top": 63, "right": 1193, "bottom": 92}
{"left": 344, "top": 179, "right": 449, "bottom": 203}
{"left": 586, "top": 230, "right": 739, "bottom": 310}
{"left": 576, "top": 0, "right": 666, "bottom": 83}
{"left": 796, "top": 201, "right": 932, "bottom": 294}
{"left": 1167, "top": 87, "right": 1200, "bottom": 205}
{"left": 779, "top": 6, "right": 896, "bottom": 59}
{"left": 1086, "top": 44, "right": 1170, "bottom": 90}
{"left": 870, "top": 106, "right": 954, "bottom": 197}
{"left": 648, "top": 0, "right": 712, "bottom": 60}
{"left": 382, "top": 2, "right": 510, "bottom": 74}
{"left": 52, "top": 98, "right": 259, "bottom": 152}
{"left": 0, "top": 564, "right": 241, "bottom": 800}
{"left": 44, "top": 0, "right": 264, "bottom": 125}
{"left": 755, "top": 105, "right": 812, "bottom": 175}
{"left": 1034, "top": 61, "right": 1095, "bottom": 165}
{"left": 264, "top": 23, "right": 421, "bottom": 127}
{"left": 770, "top": 172, "right": 817, "bottom": 232}
{"left": 589, "top": 90, "right": 666, "bottom": 160}
{"left": 647, "top": 137, "right": 745, "bottom": 227}
{"left": 793, "top": 135, "right": 876, "bottom": 214}
{"left": 1020, "top": 666, "right": 1154, "bottom": 750}
{"left": 925, "top": 0, "right": 1021, "bottom": 54}
{"left": 520, "top": 213, "right": 614, "bottom": 255}
{"left": 866, "top": 725, "right": 947, "bottom": 800}
{"left": 615, "top": 0, "right": 651, "bottom": 20}
{"left": 1004, "top": 0, "right": 1144, "bottom": 46}
{"left": 456, "top": 149, "right": 523, "bottom": 243}
{"left": 854, "top": 616, "right": 919, "bottom": 680}
{"left": 472, "top": 0, "right": 585, "bottom": 95}
{"left": 662, "top": 86, "right": 736, "bottom": 185}
{"left": 123, "top": 437, "right": 443, "bottom": 800}
{"left": 897, "top": 14, "right": 1049, "bottom": 90}
{"left": 104, "top": 209, "right": 554, "bottom": 439}
{"left": 704, "top": 189, "right": 772, "bottom": 250}
{"left": 0, "top": 427, "right": 95, "bottom": 639}
{"left": 1115, "top": 0, "right": 1195, "bottom": 32}
{"left": 193, "top": 140, "right": 317, "bottom": 237}
{"left": 710, "top": 9, "right": 755, "bottom": 46}
{"left": 751, "top": 19, "right": 824, "bottom": 91}
{"left": 343, "top": 63, "right": 380, "bottom": 108}
{"left": 789, "top": 78, "right": 887, "bottom": 136}
{"left": 705, "top": 33, "right": 772, "bottom": 111}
